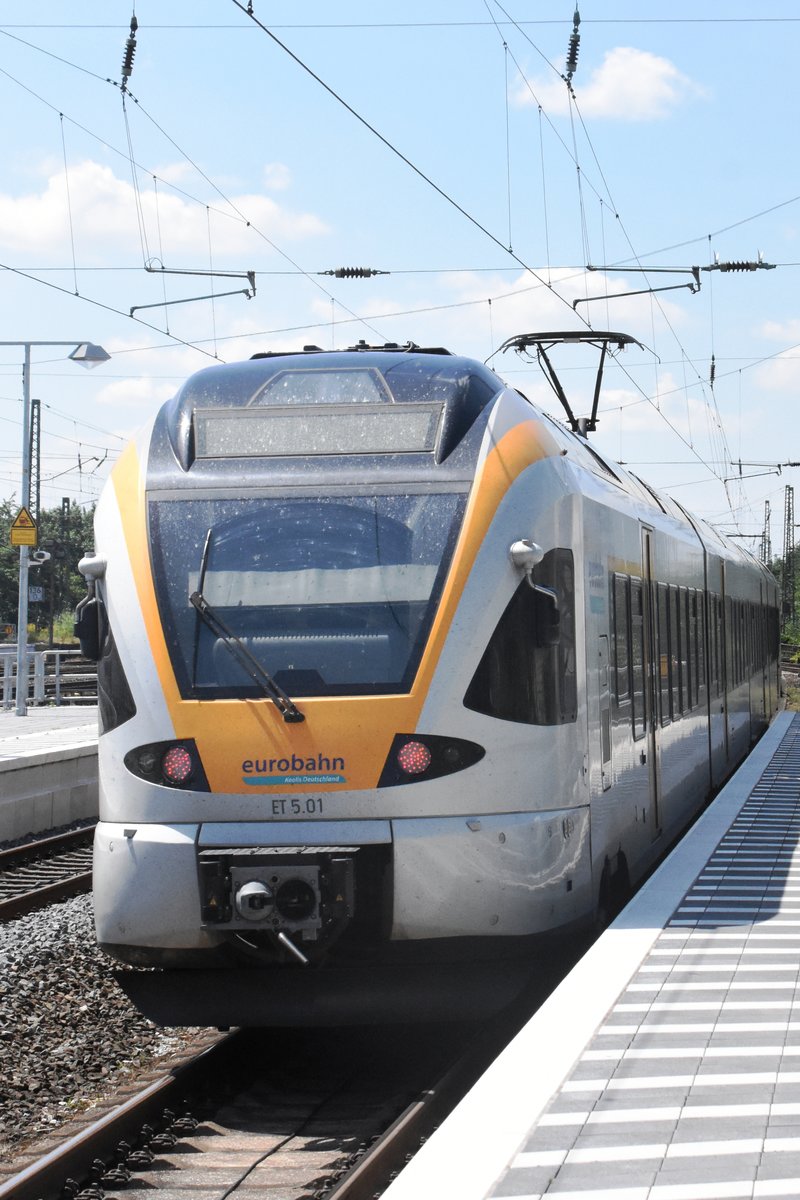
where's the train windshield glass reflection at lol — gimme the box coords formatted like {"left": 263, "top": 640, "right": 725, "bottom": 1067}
{"left": 149, "top": 491, "right": 467, "bottom": 697}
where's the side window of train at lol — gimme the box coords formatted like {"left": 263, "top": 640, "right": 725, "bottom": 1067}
{"left": 673, "top": 585, "right": 685, "bottom": 717}
{"left": 612, "top": 573, "right": 631, "bottom": 709}
{"left": 657, "top": 582, "right": 672, "bottom": 725}
{"left": 683, "top": 588, "right": 694, "bottom": 711}
{"left": 629, "top": 578, "right": 646, "bottom": 741}
{"left": 730, "top": 598, "right": 740, "bottom": 686}
{"left": 689, "top": 591, "right": 695, "bottom": 703}
{"left": 693, "top": 589, "right": 706, "bottom": 706}
{"left": 463, "top": 547, "right": 577, "bottom": 726}
{"left": 613, "top": 571, "right": 654, "bottom": 742}
{"left": 734, "top": 598, "right": 741, "bottom": 685}
{"left": 93, "top": 596, "right": 137, "bottom": 734}
{"left": 710, "top": 593, "right": 722, "bottom": 697}
{"left": 744, "top": 604, "right": 750, "bottom": 678}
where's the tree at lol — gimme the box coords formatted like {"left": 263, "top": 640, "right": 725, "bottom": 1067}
{"left": 0, "top": 499, "right": 21, "bottom": 621}
{"left": 0, "top": 499, "right": 96, "bottom": 643}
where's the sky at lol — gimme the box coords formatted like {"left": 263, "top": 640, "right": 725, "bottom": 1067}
{"left": 0, "top": 2, "right": 799, "bottom": 562}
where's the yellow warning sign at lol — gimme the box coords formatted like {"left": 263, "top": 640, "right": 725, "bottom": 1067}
{"left": 10, "top": 507, "right": 37, "bottom": 547}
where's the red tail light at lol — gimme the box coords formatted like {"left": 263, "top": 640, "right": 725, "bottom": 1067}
{"left": 162, "top": 745, "right": 194, "bottom": 784}
{"left": 124, "top": 739, "right": 210, "bottom": 790}
{"left": 396, "top": 740, "right": 433, "bottom": 775}
{"left": 378, "top": 733, "right": 485, "bottom": 788}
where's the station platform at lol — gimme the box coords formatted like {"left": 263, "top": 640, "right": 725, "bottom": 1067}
{"left": 386, "top": 710, "right": 800, "bottom": 1200}
{"left": 0, "top": 706, "right": 98, "bottom": 841}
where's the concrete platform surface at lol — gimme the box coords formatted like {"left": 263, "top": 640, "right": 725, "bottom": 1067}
{"left": 0, "top": 706, "right": 99, "bottom": 841}
{"left": 385, "top": 712, "right": 799, "bottom": 1200}
{"left": 0, "top": 705, "right": 98, "bottom": 761}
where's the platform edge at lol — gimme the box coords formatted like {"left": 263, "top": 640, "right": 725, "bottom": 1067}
{"left": 383, "top": 711, "right": 795, "bottom": 1200}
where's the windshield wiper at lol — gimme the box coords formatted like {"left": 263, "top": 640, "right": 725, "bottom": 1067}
{"left": 190, "top": 590, "right": 305, "bottom": 723}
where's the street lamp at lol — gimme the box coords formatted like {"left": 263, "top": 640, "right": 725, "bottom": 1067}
{"left": 0, "top": 341, "right": 111, "bottom": 715}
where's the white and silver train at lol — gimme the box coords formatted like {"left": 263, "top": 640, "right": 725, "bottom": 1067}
{"left": 78, "top": 337, "right": 780, "bottom": 1024}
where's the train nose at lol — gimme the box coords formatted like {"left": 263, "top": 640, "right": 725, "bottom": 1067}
{"left": 234, "top": 879, "right": 275, "bottom": 921}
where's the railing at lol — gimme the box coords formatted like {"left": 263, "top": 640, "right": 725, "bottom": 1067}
{"left": 0, "top": 647, "right": 98, "bottom": 708}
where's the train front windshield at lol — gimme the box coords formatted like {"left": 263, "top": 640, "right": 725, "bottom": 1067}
{"left": 149, "top": 491, "right": 467, "bottom": 698}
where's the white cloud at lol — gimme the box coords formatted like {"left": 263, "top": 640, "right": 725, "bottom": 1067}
{"left": 94, "top": 374, "right": 176, "bottom": 413}
{"left": 149, "top": 161, "right": 195, "bottom": 187}
{"left": 0, "top": 160, "right": 329, "bottom": 262}
{"left": 760, "top": 318, "right": 800, "bottom": 343}
{"left": 262, "top": 163, "right": 292, "bottom": 191}
{"left": 515, "top": 47, "right": 705, "bottom": 121}
{"left": 754, "top": 349, "right": 800, "bottom": 395}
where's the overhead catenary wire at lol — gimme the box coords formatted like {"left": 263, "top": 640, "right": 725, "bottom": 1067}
{"left": 0, "top": 51, "right": 394, "bottom": 349}
{"left": 5, "top": 18, "right": 800, "bottom": 30}
{"left": 485, "top": 6, "right": 741, "bottom": 512}
{"left": 504, "top": 37, "right": 512, "bottom": 252}
{"left": 207, "top": 207, "right": 218, "bottom": 357}
{"left": 561, "top": 108, "right": 741, "bottom": 513}
{"left": 0, "top": 46, "right": 594, "bottom": 359}
{"left": 115, "top": 17, "right": 257, "bottom": 326}
{"left": 496, "top": 10, "right": 763, "bottom": 530}
{"left": 0, "top": 4, "right": 796, "bottom": 532}
{"left": 118, "top": 93, "right": 392, "bottom": 345}
{"left": 538, "top": 106, "right": 552, "bottom": 284}
{"left": 482, "top": 2, "right": 741, "bottom": 516}
{"left": 229, "top": 0, "right": 590, "bottom": 328}
{"left": 0, "top": 258, "right": 221, "bottom": 363}
{"left": 152, "top": 176, "right": 170, "bottom": 328}
{"left": 481, "top": 1, "right": 514, "bottom": 252}
{"left": 5, "top": 12, "right": 794, "bottom": 398}
{"left": 121, "top": 90, "right": 151, "bottom": 266}
{"left": 58, "top": 114, "right": 78, "bottom": 296}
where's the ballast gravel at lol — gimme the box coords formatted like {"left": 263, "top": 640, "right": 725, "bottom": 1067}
{"left": 0, "top": 893, "right": 205, "bottom": 1161}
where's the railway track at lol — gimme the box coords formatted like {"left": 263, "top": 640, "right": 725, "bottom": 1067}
{"left": 0, "top": 958, "right": 575, "bottom": 1200}
{"left": 0, "top": 1023, "right": 487, "bottom": 1200}
{"left": 0, "top": 824, "right": 94, "bottom": 920}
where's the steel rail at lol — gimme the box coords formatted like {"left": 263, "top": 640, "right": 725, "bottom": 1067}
{"left": 0, "top": 823, "right": 95, "bottom": 867}
{"left": 0, "top": 869, "right": 93, "bottom": 920}
{"left": 326, "top": 1011, "right": 528, "bottom": 1199}
{"left": 0, "top": 1032, "right": 233, "bottom": 1200}
{"left": 0, "top": 825, "right": 96, "bottom": 920}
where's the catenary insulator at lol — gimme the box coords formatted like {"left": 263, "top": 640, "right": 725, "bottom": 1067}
{"left": 121, "top": 14, "right": 138, "bottom": 87}
{"left": 565, "top": 8, "right": 581, "bottom": 83}
{"left": 718, "top": 261, "right": 760, "bottom": 272}
{"left": 566, "top": 33, "right": 580, "bottom": 80}
{"left": 121, "top": 37, "right": 136, "bottom": 77}
{"left": 703, "top": 257, "right": 775, "bottom": 274}
{"left": 320, "top": 267, "right": 389, "bottom": 278}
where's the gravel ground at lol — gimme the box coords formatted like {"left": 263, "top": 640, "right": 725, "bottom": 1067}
{"left": 0, "top": 893, "right": 206, "bottom": 1162}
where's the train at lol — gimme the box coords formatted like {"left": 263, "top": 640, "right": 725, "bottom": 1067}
{"left": 78, "top": 335, "right": 780, "bottom": 1025}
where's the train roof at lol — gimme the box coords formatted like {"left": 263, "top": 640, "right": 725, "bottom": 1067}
{"left": 160, "top": 345, "right": 505, "bottom": 472}
{"left": 172, "top": 345, "right": 502, "bottom": 412}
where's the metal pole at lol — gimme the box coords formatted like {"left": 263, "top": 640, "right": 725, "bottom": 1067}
{"left": 0, "top": 340, "right": 108, "bottom": 714}
{"left": 15, "top": 344, "right": 31, "bottom": 716}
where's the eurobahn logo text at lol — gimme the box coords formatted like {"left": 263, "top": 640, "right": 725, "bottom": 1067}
{"left": 242, "top": 753, "right": 346, "bottom": 786}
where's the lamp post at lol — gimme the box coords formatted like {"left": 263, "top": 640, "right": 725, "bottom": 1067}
{"left": 0, "top": 342, "right": 111, "bottom": 715}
